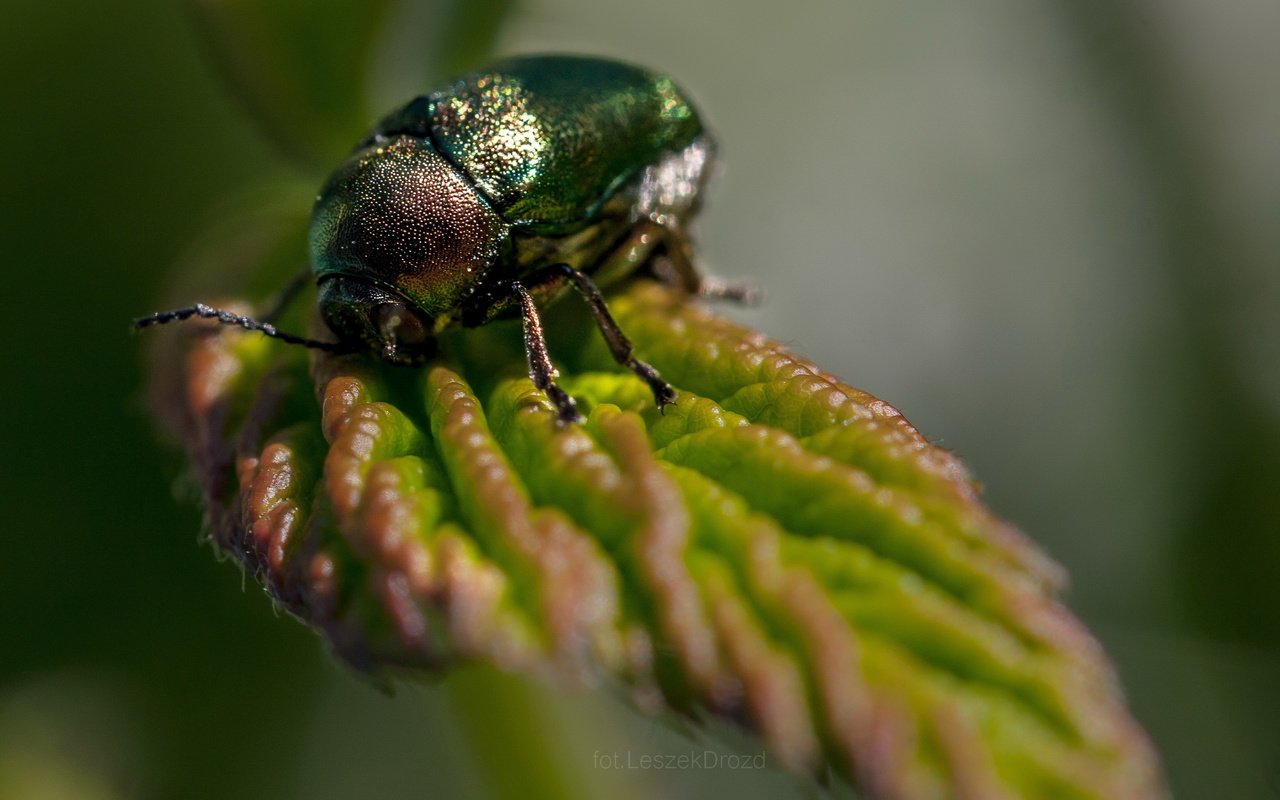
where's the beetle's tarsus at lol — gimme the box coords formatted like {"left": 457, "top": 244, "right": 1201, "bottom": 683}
{"left": 698, "top": 276, "right": 763, "bottom": 306}
{"left": 629, "top": 358, "right": 677, "bottom": 413}
{"left": 549, "top": 387, "right": 583, "bottom": 425}
{"left": 652, "top": 381, "right": 677, "bottom": 415}
{"left": 655, "top": 390, "right": 675, "bottom": 416}
{"left": 654, "top": 383, "right": 677, "bottom": 411}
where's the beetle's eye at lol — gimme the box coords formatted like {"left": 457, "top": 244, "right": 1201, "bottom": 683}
{"left": 375, "top": 302, "right": 428, "bottom": 346}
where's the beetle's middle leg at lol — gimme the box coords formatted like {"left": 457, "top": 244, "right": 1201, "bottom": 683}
{"left": 525, "top": 264, "right": 676, "bottom": 413}
{"left": 513, "top": 282, "right": 582, "bottom": 424}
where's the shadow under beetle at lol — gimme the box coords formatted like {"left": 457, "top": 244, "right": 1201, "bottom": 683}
{"left": 136, "top": 55, "right": 753, "bottom": 424}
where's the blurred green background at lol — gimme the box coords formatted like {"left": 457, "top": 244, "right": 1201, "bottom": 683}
{"left": 2, "top": 1, "right": 1277, "bottom": 798}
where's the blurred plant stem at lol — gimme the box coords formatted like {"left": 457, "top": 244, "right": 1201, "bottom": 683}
{"left": 445, "top": 666, "right": 643, "bottom": 800}
{"left": 1056, "top": 0, "right": 1280, "bottom": 644}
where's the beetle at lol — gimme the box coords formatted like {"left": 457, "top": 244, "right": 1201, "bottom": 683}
{"left": 136, "top": 54, "right": 752, "bottom": 423}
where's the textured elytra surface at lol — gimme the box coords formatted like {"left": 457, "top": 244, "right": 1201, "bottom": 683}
{"left": 151, "top": 280, "right": 1165, "bottom": 799}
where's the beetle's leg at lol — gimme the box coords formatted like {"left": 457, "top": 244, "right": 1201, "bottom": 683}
{"left": 540, "top": 264, "right": 677, "bottom": 413}
{"left": 513, "top": 282, "right": 582, "bottom": 425}
{"left": 654, "top": 227, "right": 762, "bottom": 305}
{"left": 651, "top": 232, "right": 701, "bottom": 294}
{"left": 132, "top": 304, "right": 354, "bottom": 354}
{"left": 260, "top": 267, "right": 313, "bottom": 324}
{"left": 694, "top": 275, "right": 764, "bottom": 305}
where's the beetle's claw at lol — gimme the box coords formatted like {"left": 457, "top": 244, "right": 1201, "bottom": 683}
{"left": 556, "top": 406, "right": 584, "bottom": 426}
{"left": 653, "top": 383, "right": 677, "bottom": 415}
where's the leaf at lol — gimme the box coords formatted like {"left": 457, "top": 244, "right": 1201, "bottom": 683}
{"left": 147, "top": 277, "right": 1167, "bottom": 799}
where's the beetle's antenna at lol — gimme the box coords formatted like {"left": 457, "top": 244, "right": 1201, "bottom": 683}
{"left": 133, "top": 303, "right": 355, "bottom": 354}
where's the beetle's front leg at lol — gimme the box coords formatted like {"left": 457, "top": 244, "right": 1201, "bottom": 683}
{"left": 512, "top": 282, "right": 582, "bottom": 424}
{"left": 529, "top": 264, "right": 676, "bottom": 413}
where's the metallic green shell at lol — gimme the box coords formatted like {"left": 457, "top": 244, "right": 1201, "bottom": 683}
{"left": 376, "top": 55, "right": 705, "bottom": 229}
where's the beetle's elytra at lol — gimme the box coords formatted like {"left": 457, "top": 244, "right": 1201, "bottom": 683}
{"left": 136, "top": 54, "right": 753, "bottom": 424}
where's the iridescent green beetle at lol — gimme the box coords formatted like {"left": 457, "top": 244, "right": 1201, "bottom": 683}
{"left": 137, "top": 55, "right": 750, "bottom": 423}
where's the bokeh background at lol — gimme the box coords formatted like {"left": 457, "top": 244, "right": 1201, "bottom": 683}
{"left": 2, "top": 1, "right": 1277, "bottom": 798}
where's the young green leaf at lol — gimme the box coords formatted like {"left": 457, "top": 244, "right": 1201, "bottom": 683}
{"left": 149, "top": 281, "right": 1166, "bottom": 799}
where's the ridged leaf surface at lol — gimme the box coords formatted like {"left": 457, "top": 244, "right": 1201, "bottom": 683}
{"left": 150, "top": 280, "right": 1165, "bottom": 799}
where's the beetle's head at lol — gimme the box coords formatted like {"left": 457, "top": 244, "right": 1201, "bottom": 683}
{"left": 309, "top": 134, "right": 511, "bottom": 361}
{"left": 316, "top": 276, "right": 436, "bottom": 364}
